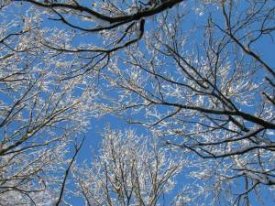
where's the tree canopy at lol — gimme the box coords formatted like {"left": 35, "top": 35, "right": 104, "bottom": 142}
{"left": 0, "top": 0, "right": 274, "bottom": 205}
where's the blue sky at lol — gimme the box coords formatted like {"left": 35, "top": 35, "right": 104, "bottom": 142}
{"left": 1, "top": 0, "right": 274, "bottom": 205}
{"left": 51, "top": 1, "right": 275, "bottom": 205}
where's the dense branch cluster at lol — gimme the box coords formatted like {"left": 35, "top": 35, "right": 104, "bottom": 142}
{"left": 0, "top": 5, "right": 99, "bottom": 204}
{"left": 73, "top": 129, "right": 183, "bottom": 206}
{"left": 0, "top": 0, "right": 274, "bottom": 205}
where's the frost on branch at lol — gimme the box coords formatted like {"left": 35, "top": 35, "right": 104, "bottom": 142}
{"left": 98, "top": 0, "right": 275, "bottom": 204}
{"left": 73, "top": 128, "right": 184, "bottom": 205}
{"left": 0, "top": 5, "right": 100, "bottom": 205}
{"left": 1, "top": 0, "right": 274, "bottom": 205}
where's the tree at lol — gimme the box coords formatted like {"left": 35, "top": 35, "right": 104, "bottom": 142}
{"left": 16, "top": 0, "right": 183, "bottom": 78}
{"left": 0, "top": 3, "right": 99, "bottom": 205}
{"left": 2, "top": 0, "right": 275, "bottom": 205}
{"left": 73, "top": 128, "right": 183, "bottom": 206}
{"left": 97, "top": 0, "right": 275, "bottom": 204}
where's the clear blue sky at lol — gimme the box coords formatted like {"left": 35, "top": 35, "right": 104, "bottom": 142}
{"left": 2, "top": 0, "right": 274, "bottom": 205}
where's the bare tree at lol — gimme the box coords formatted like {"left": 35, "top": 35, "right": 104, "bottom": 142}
{"left": 8, "top": 0, "right": 183, "bottom": 78}
{"left": 94, "top": 0, "right": 275, "bottom": 204}
{"left": 2, "top": 0, "right": 275, "bottom": 205}
{"left": 73, "top": 129, "right": 183, "bottom": 206}
{"left": 0, "top": 4, "right": 99, "bottom": 205}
